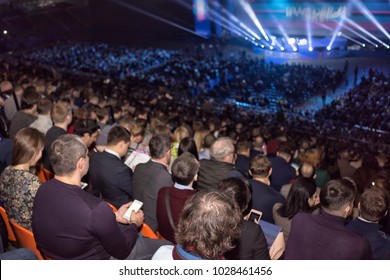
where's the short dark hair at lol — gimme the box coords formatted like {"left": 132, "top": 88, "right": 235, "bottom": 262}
{"left": 74, "top": 119, "right": 100, "bottom": 137}
{"left": 320, "top": 179, "right": 355, "bottom": 211}
{"left": 50, "top": 134, "right": 88, "bottom": 176}
{"left": 107, "top": 126, "right": 130, "bottom": 146}
{"left": 36, "top": 98, "right": 52, "bottom": 115}
{"left": 360, "top": 187, "right": 389, "bottom": 222}
{"left": 171, "top": 152, "right": 199, "bottom": 185}
{"left": 175, "top": 191, "right": 241, "bottom": 259}
{"left": 149, "top": 134, "right": 170, "bottom": 159}
{"left": 21, "top": 86, "right": 40, "bottom": 110}
{"left": 250, "top": 155, "right": 271, "bottom": 177}
{"left": 218, "top": 177, "right": 252, "bottom": 214}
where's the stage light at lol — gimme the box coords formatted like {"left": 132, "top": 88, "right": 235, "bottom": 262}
{"left": 352, "top": 0, "right": 390, "bottom": 40}
{"left": 288, "top": 38, "right": 296, "bottom": 45}
{"left": 362, "top": 44, "right": 365, "bottom": 47}
{"left": 209, "top": 0, "right": 261, "bottom": 40}
{"left": 309, "top": 47, "right": 313, "bottom": 52}
{"left": 345, "top": 17, "right": 388, "bottom": 48}
{"left": 280, "top": 47, "right": 285, "bottom": 51}
{"left": 110, "top": 0, "right": 207, "bottom": 38}
{"left": 270, "top": 46, "right": 274, "bottom": 50}
{"left": 293, "top": 47, "right": 298, "bottom": 52}
{"left": 238, "top": 0, "right": 269, "bottom": 41}
{"left": 327, "top": 46, "right": 331, "bottom": 51}
{"left": 3, "top": 30, "right": 7, "bottom": 35}
{"left": 342, "top": 24, "right": 377, "bottom": 47}
{"left": 261, "top": 45, "right": 264, "bottom": 48}
{"left": 338, "top": 32, "right": 342, "bottom": 36}
{"left": 317, "top": 22, "right": 366, "bottom": 47}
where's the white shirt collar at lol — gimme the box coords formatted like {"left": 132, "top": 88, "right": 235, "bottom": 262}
{"left": 104, "top": 148, "right": 121, "bottom": 159}
{"left": 174, "top": 182, "right": 193, "bottom": 190}
{"left": 358, "top": 216, "right": 378, "bottom": 224}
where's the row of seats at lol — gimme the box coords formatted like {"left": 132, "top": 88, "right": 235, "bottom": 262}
{"left": 1, "top": 195, "right": 164, "bottom": 260}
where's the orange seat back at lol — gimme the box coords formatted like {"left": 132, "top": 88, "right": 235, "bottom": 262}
{"left": 37, "top": 165, "right": 54, "bottom": 183}
{"left": 10, "top": 221, "right": 45, "bottom": 260}
{"left": 140, "top": 223, "right": 158, "bottom": 239}
{"left": 0, "top": 206, "right": 17, "bottom": 242}
{"left": 107, "top": 202, "right": 118, "bottom": 212}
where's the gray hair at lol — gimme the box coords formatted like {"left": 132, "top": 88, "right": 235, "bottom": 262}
{"left": 210, "top": 137, "right": 234, "bottom": 162}
{"left": 50, "top": 134, "right": 88, "bottom": 176}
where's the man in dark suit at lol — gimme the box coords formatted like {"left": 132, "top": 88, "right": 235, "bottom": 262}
{"left": 249, "top": 155, "right": 284, "bottom": 224}
{"left": 269, "top": 142, "right": 296, "bottom": 192}
{"left": 285, "top": 179, "right": 372, "bottom": 260}
{"left": 347, "top": 187, "right": 390, "bottom": 259}
{"left": 89, "top": 126, "right": 133, "bottom": 209}
{"left": 133, "top": 134, "right": 173, "bottom": 232}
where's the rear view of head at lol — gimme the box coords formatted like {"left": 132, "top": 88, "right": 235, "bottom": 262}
{"left": 178, "top": 137, "right": 199, "bottom": 160}
{"left": 171, "top": 152, "right": 200, "bottom": 186}
{"left": 218, "top": 177, "right": 252, "bottom": 214}
{"left": 149, "top": 134, "right": 171, "bottom": 160}
{"left": 210, "top": 137, "right": 235, "bottom": 163}
{"left": 175, "top": 191, "right": 241, "bottom": 259}
{"left": 278, "top": 177, "right": 318, "bottom": 219}
{"left": 12, "top": 127, "right": 45, "bottom": 166}
{"left": 359, "top": 187, "right": 389, "bottom": 222}
{"left": 250, "top": 155, "right": 272, "bottom": 178}
{"left": 50, "top": 134, "right": 88, "bottom": 176}
{"left": 320, "top": 179, "right": 355, "bottom": 217}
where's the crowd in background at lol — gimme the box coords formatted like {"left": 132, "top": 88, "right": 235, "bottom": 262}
{"left": 0, "top": 42, "right": 389, "bottom": 260}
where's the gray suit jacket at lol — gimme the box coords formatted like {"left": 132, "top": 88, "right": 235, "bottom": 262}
{"left": 133, "top": 160, "right": 173, "bottom": 232}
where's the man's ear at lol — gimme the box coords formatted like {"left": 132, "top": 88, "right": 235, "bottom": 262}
{"left": 76, "top": 157, "right": 85, "bottom": 171}
{"left": 268, "top": 167, "right": 273, "bottom": 176}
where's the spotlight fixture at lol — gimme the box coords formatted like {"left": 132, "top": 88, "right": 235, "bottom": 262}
{"left": 309, "top": 47, "right": 313, "bottom": 52}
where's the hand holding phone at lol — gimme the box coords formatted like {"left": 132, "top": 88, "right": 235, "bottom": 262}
{"left": 123, "top": 200, "right": 143, "bottom": 221}
{"left": 245, "top": 209, "right": 263, "bottom": 224}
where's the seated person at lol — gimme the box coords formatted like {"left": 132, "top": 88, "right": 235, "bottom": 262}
{"left": 347, "top": 187, "right": 390, "bottom": 259}
{"left": 157, "top": 152, "right": 199, "bottom": 243}
{"left": 285, "top": 179, "right": 372, "bottom": 260}
{"left": 152, "top": 190, "right": 241, "bottom": 260}
{"left": 0, "top": 127, "right": 44, "bottom": 230}
{"left": 32, "top": 134, "right": 169, "bottom": 259}
{"left": 219, "top": 177, "right": 270, "bottom": 260}
{"left": 89, "top": 126, "right": 133, "bottom": 209}
{"left": 273, "top": 177, "right": 319, "bottom": 243}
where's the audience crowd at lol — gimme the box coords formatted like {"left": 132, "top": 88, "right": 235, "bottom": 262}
{"left": 0, "top": 42, "right": 389, "bottom": 260}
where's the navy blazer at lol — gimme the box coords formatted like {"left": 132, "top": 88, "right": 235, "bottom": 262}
{"left": 269, "top": 156, "right": 296, "bottom": 192}
{"left": 89, "top": 151, "right": 133, "bottom": 209}
{"left": 133, "top": 160, "right": 173, "bottom": 232}
{"left": 347, "top": 218, "right": 390, "bottom": 260}
{"left": 250, "top": 179, "right": 285, "bottom": 224}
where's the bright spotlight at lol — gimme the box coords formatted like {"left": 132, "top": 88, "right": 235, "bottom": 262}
{"left": 280, "top": 47, "right": 285, "bottom": 51}
{"left": 3, "top": 30, "right": 7, "bottom": 35}
{"left": 238, "top": 0, "right": 269, "bottom": 41}
{"left": 261, "top": 45, "right": 264, "bottom": 48}
{"left": 338, "top": 32, "right": 342, "bottom": 36}
{"left": 362, "top": 44, "right": 366, "bottom": 47}
{"left": 353, "top": 0, "right": 390, "bottom": 40}
{"left": 293, "top": 47, "right": 298, "bottom": 52}
{"left": 327, "top": 46, "right": 331, "bottom": 51}
{"left": 309, "top": 47, "right": 313, "bottom": 52}
{"left": 270, "top": 46, "right": 274, "bottom": 50}
{"left": 288, "top": 38, "right": 296, "bottom": 45}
